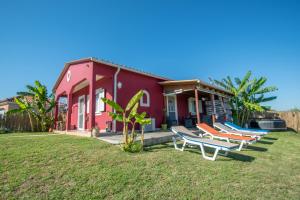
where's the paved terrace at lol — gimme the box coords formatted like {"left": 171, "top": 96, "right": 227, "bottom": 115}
{"left": 55, "top": 130, "right": 175, "bottom": 146}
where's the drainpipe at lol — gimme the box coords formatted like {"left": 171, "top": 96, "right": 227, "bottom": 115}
{"left": 113, "top": 67, "right": 121, "bottom": 132}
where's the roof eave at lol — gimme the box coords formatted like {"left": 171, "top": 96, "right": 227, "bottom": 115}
{"left": 53, "top": 57, "right": 171, "bottom": 92}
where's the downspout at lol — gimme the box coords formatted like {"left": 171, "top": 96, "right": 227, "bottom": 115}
{"left": 113, "top": 67, "right": 121, "bottom": 132}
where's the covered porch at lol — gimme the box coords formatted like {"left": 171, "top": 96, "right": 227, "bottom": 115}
{"left": 159, "top": 79, "right": 233, "bottom": 127}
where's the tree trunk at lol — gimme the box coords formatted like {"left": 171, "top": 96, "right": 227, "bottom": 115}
{"left": 28, "top": 112, "right": 34, "bottom": 132}
{"left": 141, "top": 127, "right": 144, "bottom": 149}
{"left": 131, "top": 122, "right": 136, "bottom": 142}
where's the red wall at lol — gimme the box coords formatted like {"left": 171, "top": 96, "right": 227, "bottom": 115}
{"left": 55, "top": 60, "right": 166, "bottom": 132}
{"left": 69, "top": 77, "right": 114, "bottom": 131}
{"left": 55, "top": 62, "right": 93, "bottom": 97}
{"left": 94, "top": 77, "right": 114, "bottom": 130}
{"left": 117, "top": 70, "right": 165, "bottom": 130}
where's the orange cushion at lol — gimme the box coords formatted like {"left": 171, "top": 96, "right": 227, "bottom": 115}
{"left": 197, "top": 123, "right": 255, "bottom": 141}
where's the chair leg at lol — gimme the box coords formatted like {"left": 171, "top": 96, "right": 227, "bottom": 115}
{"left": 237, "top": 140, "right": 245, "bottom": 151}
{"left": 199, "top": 144, "right": 220, "bottom": 161}
{"left": 172, "top": 137, "right": 186, "bottom": 151}
{"left": 181, "top": 141, "right": 187, "bottom": 151}
{"left": 172, "top": 137, "right": 180, "bottom": 150}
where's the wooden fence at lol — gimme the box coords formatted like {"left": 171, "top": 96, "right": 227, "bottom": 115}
{"left": 0, "top": 113, "right": 39, "bottom": 132}
{"left": 277, "top": 112, "right": 300, "bottom": 132}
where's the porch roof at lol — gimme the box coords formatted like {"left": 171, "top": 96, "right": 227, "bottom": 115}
{"left": 159, "top": 79, "right": 233, "bottom": 98}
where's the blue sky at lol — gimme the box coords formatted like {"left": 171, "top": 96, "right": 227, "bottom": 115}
{"left": 0, "top": 0, "right": 299, "bottom": 110}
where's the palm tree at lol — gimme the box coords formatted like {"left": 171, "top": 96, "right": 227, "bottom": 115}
{"left": 210, "top": 71, "right": 277, "bottom": 126}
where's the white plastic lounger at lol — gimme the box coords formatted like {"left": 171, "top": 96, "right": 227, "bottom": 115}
{"left": 214, "top": 122, "right": 263, "bottom": 140}
{"left": 171, "top": 126, "right": 239, "bottom": 161}
{"left": 196, "top": 123, "right": 256, "bottom": 151}
{"left": 225, "top": 122, "right": 269, "bottom": 134}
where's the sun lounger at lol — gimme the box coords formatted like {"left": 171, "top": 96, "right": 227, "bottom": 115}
{"left": 225, "top": 122, "right": 269, "bottom": 134}
{"left": 196, "top": 123, "right": 256, "bottom": 151}
{"left": 171, "top": 126, "right": 239, "bottom": 161}
{"left": 214, "top": 122, "right": 264, "bottom": 140}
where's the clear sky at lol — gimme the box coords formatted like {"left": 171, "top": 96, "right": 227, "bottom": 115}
{"left": 0, "top": 0, "right": 299, "bottom": 111}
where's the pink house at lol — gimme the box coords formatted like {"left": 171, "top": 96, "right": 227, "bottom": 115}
{"left": 53, "top": 57, "right": 232, "bottom": 133}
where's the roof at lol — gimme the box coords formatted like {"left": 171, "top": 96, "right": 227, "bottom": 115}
{"left": 159, "top": 79, "right": 233, "bottom": 95}
{"left": 53, "top": 57, "right": 232, "bottom": 96}
{"left": 0, "top": 96, "right": 34, "bottom": 105}
{"left": 53, "top": 57, "right": 171, "bottom": 91}
{"left": 0, "top": 97, "right": 15, "bottom": 104}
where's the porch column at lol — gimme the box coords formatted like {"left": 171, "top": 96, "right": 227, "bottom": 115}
{"left": 194, "top": 89, "right": 201, "bottom": 124}
{"left": 88, "top": 68, "right": 96, "bottom": 131}
{"left": 66, "top": 92, "right": 73, "bottom": 131}
{"left": 210, "top": 94, "right": 216, "bottom": 124}
{"left": 220, "top": 96, "right": 227, "bottom": 121}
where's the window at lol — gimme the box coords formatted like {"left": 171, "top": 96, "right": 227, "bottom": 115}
{"left": 95, "top": 88, "right": 105, "bottom": 114}
{"left": 86, "top": 95, "right": 90, "bottom": 114}
{"left": 140, "top": 90, "right": 150, "bottom": 107}
{"left": 0, "top": 109, "right": 5, "bottom": 118}
{"left": 188, "top": 97, "right": 202, "bottom": 115}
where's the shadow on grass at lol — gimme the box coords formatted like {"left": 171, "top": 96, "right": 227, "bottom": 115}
{"left": 145, "top": 143, "right": 255, "bottom": 162}
{"left": 263, "top": 136, "right": 278, "bottom": 141}
{"left": 144, "top": 143, "right": 174, "bottom": 152}
{"left": 257, "top": 140, "right": 274, "bottom": 145}
{"left": 226, "top": 152, "right": 255, "bottom": 162}
{"left": 182, "top": 148, "right": 256, "bottom": 162}
{"left": 246, "top": 145, "right": 268, "bottom": 152}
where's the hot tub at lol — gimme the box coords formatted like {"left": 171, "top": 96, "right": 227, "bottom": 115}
{"left": 249, "top": 119, "right": 287, "bottom": 131}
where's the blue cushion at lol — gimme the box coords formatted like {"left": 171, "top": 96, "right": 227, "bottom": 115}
{"left": 225, "top": 122, "right": 269, "bottom": 133}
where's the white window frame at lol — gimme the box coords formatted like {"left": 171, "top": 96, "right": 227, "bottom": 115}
{"left": 140, "top": 90, "right": 150, "bottom": 107}
{"left": 95, "top": 88, "right": 105, "bottom": 115}
{"left": 188, "top": 97, "right": 203, "bottom": 115}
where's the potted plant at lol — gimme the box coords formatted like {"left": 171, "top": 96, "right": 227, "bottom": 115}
{"left": 161, "top": 108, "right": 168, "bottom": 131}
{"left": 91, "top": 126, "right": 100, "bottom": 137}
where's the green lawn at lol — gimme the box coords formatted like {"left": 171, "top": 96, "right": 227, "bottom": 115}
{"left": 1, "top": 132, "right": 300, "bottom": 199}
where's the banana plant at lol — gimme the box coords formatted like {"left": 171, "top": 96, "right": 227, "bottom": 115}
{"left": 135, "top": 112, "right": 151, "bottom": 148}
{"left": 9, "top": 80, "right": 55, "bottom": 132}
{"left": 211, "top": 71, "right": 277, "bottom": 126}
{"left": 102, "top": 90, "right": 144, "bottom": 145}
{"left": 7, "top": 97, "right": 35, "bottom": 132}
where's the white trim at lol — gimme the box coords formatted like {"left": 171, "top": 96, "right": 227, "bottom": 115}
{"left": 140, "top": 90, "right": 150, "bottom": 107}
{"left": 77, "top": 95, "right": 85, "bottom": 131}
{"left": 66, "top": 70, "right": 71, "bottom": 82}
{"left": 166, "top": 95, "right": 178, "bottom": 122}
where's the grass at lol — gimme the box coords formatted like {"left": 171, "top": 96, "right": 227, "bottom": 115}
{"left": 0, "top": 132, "right": 300, "bottom": 199}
